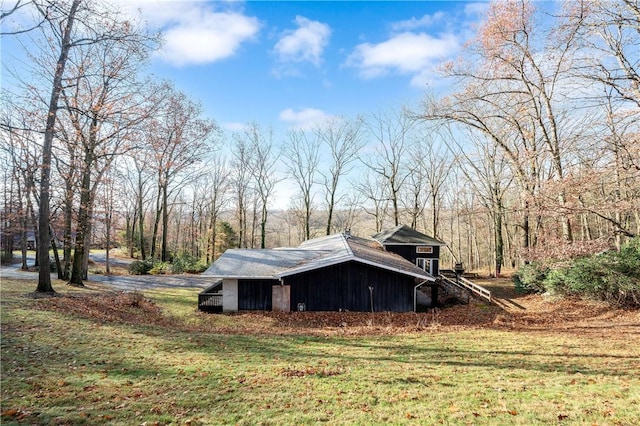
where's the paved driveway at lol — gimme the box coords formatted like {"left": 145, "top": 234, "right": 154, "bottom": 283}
{"left": 1, "top": 257, "right": 211, "bottom": 292}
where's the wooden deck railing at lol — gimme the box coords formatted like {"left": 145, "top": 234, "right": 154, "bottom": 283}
{"left": 439, "top": 274, "right": 492, "bottom": 302}
{"left": 198, "top": 280, "right": 223, "bottom": 313}
{"left": 198, "top": 293, "right": 223, "bottom": 312}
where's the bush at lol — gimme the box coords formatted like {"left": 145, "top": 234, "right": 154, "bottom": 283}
{"left": 545, "top": 254, "right": 640, "bottom": 307}
{"left": 149, "top": 261, "right": 170, "bottom": 275}
{"left": 128, "top": 255, "right": 208, "bottom": 275}
{"left": 170, "top": 253, "right": 208, "bottom": 274}
{"left": 128, "top": 258, "right": 155, "bottom": 275}
{"left": 513, "top": 263, "right": 548, "bottom": 294}
{"left": 525, "top": 238, "right": 640, "bottom": 307}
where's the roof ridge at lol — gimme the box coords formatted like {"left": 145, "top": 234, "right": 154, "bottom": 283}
{"left": 341, "top": 233, "right": 354, "bottom": 257}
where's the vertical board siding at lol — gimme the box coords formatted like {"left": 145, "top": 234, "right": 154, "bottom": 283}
{"left": 286, "top": 261, "right": 415, "bottom": 312}
{"left": 238, "top": 279, "right": 277, "bottom": 310}
{"left": 385, "top": 245, "right": 440, "bottom": 275}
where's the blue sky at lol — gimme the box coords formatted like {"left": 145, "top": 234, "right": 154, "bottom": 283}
{"left": 120, "top": 1, "right": 488, "bottom": 132}
{"left": 1, "top": 1, "right": 489, "bottom": 208}
{"left": 1, "top": 1, "right": 488, "bottom": 132}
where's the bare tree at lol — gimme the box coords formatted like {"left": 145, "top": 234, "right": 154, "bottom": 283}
{"left": 5, "top": 0, "right": 159, "bottom": 291}
{"left": 410, "top": 129, "right": 451, "bottom": 238}
{"left": 421, "top": 0, "right": 586, "bottom": 252}
{"left": 284, "top": 128, "right": 320, "bottom": 240}
{"left": 243, "top": 122, "right": 281, "bottom": 248}
{"left": 0, "top": 109, "right": 41, "bottom": 269}
{"left": 203, "top": 156, "right": 231, "bottom": 262}
{"left": 147, "top": 85, "right": 219, "bottom": 261}
{"left": 361, "top": 109, "right": 414, "bottom": 226}
{"left": 314, "top": 116, "right": 363, "bottom": 234}
{"left": 57, "top": 22, "right": 158, "bottom": 286}
{"left": 230, "top": 133, "right": 254, "bottom": 248}
{"left": 566, "top": 0, "right": 640, "bottom": 109}
{"left": 452, "top": 130, "right": 513, "bottom": 275}
{"left": 34, "top": 0, "right": 82, "bottom": 293}
{"left": 357, "top": 168, "right": 390, "bottom": 233}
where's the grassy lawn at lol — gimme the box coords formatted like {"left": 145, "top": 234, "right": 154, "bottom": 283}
{"left": 1, "top": 278, "right": 639, "bottom": 425}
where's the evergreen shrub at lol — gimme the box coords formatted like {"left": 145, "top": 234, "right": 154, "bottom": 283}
{"left": 515, "top": 238, "right": 640, "bottom": 307}
{"left": 128, "top": 258, "right": 155, "bottom": 275}
{"left": 513, "top": 262, "right": 548, "bottom": 294}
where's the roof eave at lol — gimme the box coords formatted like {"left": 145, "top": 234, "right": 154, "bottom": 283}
{"left": 382, "top": 242, "right": 447, "bottom": 247}
{"left": 275, "top": 255, "right": 435, "bottom": 281}
{"left": 275, "top": 254, "right": 353, "bottom": 278}
{"left": 205, "top": 275, "right": 277, "bottom": 280}
{"left": 354, "top": 258, "right": 436, "bottom": 280}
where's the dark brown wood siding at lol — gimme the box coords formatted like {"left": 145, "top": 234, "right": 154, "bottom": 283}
{"left": 284, "top": 261, "right": 415, "bottom": 312}
{"left": 238, "top": 279, "right": 277, "bottom": 310}
{"left": 384, "top": 245, "right": 440, "bottom": 275}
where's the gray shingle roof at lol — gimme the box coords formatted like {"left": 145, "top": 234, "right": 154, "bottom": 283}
{"left": 202, "top": 248, "right": 329, "bottom": 278}
{"left": 372, "top": 224, "right": 446, "bottom": 246}
{"left": 203, "top": 232, "right": 435, "bottom": 281}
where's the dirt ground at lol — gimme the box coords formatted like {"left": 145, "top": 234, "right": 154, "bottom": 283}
{"left": 35, "top": 275, "right": 640, "bottom": 340}
{"left": 23, "top": 254, "right": 638, "bottom": 339}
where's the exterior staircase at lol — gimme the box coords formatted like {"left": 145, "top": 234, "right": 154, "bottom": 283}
{"left": 437, "top": 270, "right": 502, "bottom": 308}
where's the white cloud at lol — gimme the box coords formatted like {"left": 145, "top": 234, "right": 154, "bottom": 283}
{"left": 346, "top": 32, "right": 459, "bottom": 80}
{"left": 274, "top": 16, "right": 331, "bottom": 66}
{"left": 391, "top": 12, "right": 445, "bottom": 31}
{"left": 119, "top": 1, "right": 260, "bottom": 66}
{"left": 464, "top": 2, "right": 489, "bottom": 16}
{"left": 223, "top": 121, "right": 248, "bottom": 132}
{"left": 279, "top": 108, "right": 331, "bottom": 129}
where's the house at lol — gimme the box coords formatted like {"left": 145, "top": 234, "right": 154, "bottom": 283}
{"left": 200, "top": 227, "right": 445, "bottom": 313}
{"left": 372, "top": 224, "right": 446, "bottom": 276}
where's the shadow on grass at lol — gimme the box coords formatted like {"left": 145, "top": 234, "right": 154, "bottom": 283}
{"left": 4, "top": 280, "right": 638, "bottom": 389}
{"left": 176, "top": 331, "right": 639, "bottom": 379}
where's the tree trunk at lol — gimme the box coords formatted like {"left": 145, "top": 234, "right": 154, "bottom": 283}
{"left": 105, "top": 196, "right": 112, "bottom": 275}
{"left": 494, "top": 209, "right": 504, "bottom": 276}
{"left": 151, "top": 188, "right": 162, "bottom": 259}
{"left": 392, "top": 188, "right": 400, "bottom": 226}
{"left": 126, "top": 213, "right": 134, "bottom": 258}
{"left": 209, "top": 213, "right": 217, "bottom": 263}
{"left": 1, "top": 169, "right": 12, "bottom": 265}
{"left": 62, "top": 179, "right": 74, "bottom": 280}
{"left": 137, "top": 175, "right": 146, "bottom": 259}
{"left": 558, "top": 193, "right": 573, "bottom": 243}
{"left": 36, "top": 0, "right": 82, "bottom": 293}
{"left": 68, "top": 148, "right": 92, "bottom": 287}
{"left": 261, "top": 202, "right": 267, "bottom": 249}
{"left": 16, "top": 178, "right": 28, "bottom": 270}
{"left": 431, "top": 192, "right": 438, "bottom": 238}
{"left": 50, "top": 226, "right": 62, "bottom": 276}
{"left": 326, "top": 192, "right": 335, "bottom": 236}
{"left": 161, "top": 184, "right": 169, "bottom": 262}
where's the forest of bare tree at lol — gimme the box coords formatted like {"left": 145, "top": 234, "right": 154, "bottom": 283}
{"left": 1, "top": 0, "right": 638, "bottom": 291}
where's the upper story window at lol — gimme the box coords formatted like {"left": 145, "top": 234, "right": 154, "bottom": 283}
{"left": 416, "top": 246, "right": 433, "bottom": 254}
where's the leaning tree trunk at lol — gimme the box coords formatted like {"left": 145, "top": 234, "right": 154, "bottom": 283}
{"left": 36, "top": 0, "right": 82, "bottom": 293}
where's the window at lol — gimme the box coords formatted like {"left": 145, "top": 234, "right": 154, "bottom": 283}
{"left": 416, "top": 258, "right": 439, "bottom": 275}
{"left": 416, "top": 246, "right": 433, "bottom": 254}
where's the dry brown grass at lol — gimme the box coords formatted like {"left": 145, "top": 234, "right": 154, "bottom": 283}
{"left": 30, "top": 277, "right": 640, "bottom": 341}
